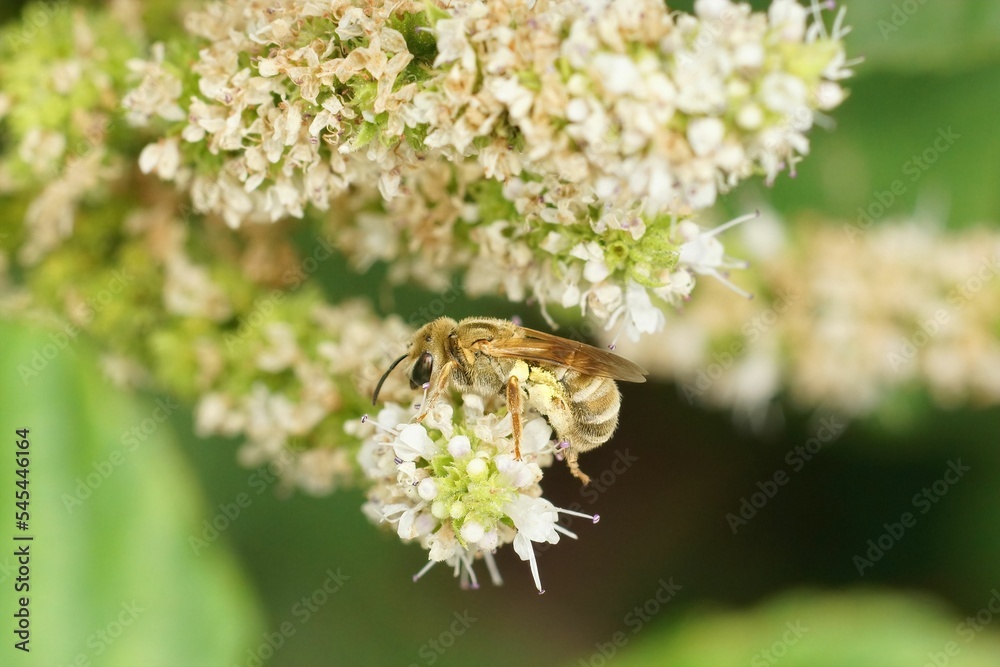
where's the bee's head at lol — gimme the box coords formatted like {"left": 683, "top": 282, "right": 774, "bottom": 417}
{"left": 371, "top": 317, "right": 457, "bottom": 405}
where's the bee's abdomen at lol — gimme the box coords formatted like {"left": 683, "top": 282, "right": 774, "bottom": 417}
{"left": 565, "top": 374, "right": 621, "bottom": 452}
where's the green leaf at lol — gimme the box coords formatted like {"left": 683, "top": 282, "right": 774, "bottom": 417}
{"left": 611, "top": 589, "right": 1000, "bottom": 667}
{"left": 0, "top": 321, "right": 264, "bottom": 667}
{"left": 844, "top": 0, "right": 1000, "bottom": 74}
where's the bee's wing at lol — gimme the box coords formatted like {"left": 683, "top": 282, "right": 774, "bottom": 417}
{"left": 485, "top": 327, "right": 647, "bottom": 383}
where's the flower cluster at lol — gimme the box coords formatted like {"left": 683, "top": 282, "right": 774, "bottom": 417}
{"left": 345, "top": 170, "right": 763, "bottom": 341}
{"left": 129, "top": 0, "right": 851, "bottom": 220}
{"left": 414, "top": 0, "right": 852, "bottom": 213}
{"left": 358, "top": 395, "right": 598, "bottom": 592}
{"left": 194, "top": 298, "right": 416, "bottom": 494}
{"left": 125, "top": 0, "right": 430, "bottom": 227}
{"left": 125, "top": 0, "right": 853, "bottom": 336}
{"left": 0, "top": 5, "right": 140, "bottom": 264}
{"left": 607, "top": 215, "right": 1000, "bottom": 419}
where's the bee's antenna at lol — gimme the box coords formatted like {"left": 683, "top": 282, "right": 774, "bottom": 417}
{"left": 372, "top": 354, "right": 408, "bottom": 405}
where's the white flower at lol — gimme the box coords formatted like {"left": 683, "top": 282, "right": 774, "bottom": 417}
{"left": 434, "top": 18, "right": 476, "bottom": 70}
{"left": 505, "top": 493, "right": 600, "bottom": 593}
{"left": 506, "top": 495, "right": 559, "bottom": 544}
{"left": 736, "top": 103, "right": 764, "bottom": 130}
{"left": 255, "top": 323, "right": 299, "bottom": 372}
{"left": 677, "top": 211, "right": 759, "bottom": 299}
{"left": 625, "top": 281, "right": 666, "bottom": 337}
{"left": 460, "top": 520, "right": 486, "bottom": 544}
{"left": 417, "top": 477, "right": 438, "bottom": 501}
{"left": 520, "top": 417, "right": 554, "bottom": 457}
{"left": 592, "top": 53, "right": 641, "bottom": 96}
{"left": 358, "top": 399, "right": 598, "bottom": 592}
{"left": 138, "top": 138, "right": 182, "bottom": 180}
{"left": 687, "top": 117, "right": 725, "bottom": 157}
{"left": 394, "top": 424, "right": 437, "bottom": 462}
{"left": 760, "top": 73, "right": 809, "bottom": 115}
{"left": 571, "top": 242, "right": 611, "bottom": 283}
{"left": 466, "top": 457, "right": 488, "bottom": 479}
{"left": 494, "top": 453, "right": 540, "bottom": 489}
{"left": 733, "top": 42, "right": 765, "bottom": 70}
{"left": 163, "top": 256, "right": 232, "bottom": 320}
{"left": 694, "top": 0, "right": 734, "bottom": 20}
{"left": 447, "top": 434, "right": 472, "bottom": 458}
{"left": 768, "top": 0, "right": 808, "bottom": 42}
{"left": 195, "top": 393, "right": 244, "bottom": 437}
{"left": 123, "top": 43, "right": 185, "bottom": 124}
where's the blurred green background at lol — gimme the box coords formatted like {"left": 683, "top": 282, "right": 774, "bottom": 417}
{"left": 3, "top": 0, "right": 1000, "bottom": 666}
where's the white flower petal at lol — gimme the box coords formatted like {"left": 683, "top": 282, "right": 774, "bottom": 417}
{"left": 512, "top": 532, "right": 544, "bottom": 593}
{"left": 395, "top": 424, "right": 436, "bottom": 462}
{"left": 521, "top": 418, "right": 553, "bottom": 455}
{"left": 447, "top": 435, "right": 472, "bottom": 458}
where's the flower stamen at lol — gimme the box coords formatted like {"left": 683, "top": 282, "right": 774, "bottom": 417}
{"left": 554, "top": 525, "right": 578, "bottom": 539}
{"left": 483, "top": 551, "right": 503, "bottom": 587}
{"left": 413, "top": 382, "right": 431, "bottom": 411}
{"left": 459, "top": 553, "right": 480, "bottom": 590}
{"left": 703, "top": 209, "right": 761, "bottom": 238}
{"left": 412, "top": 559, "right": 436, "bottom": 583}
{"left": 362, "top": 414, "right": 400, "bottom": 436}
{"left": 557, "top": 507, "right": 601, "bottom": 524}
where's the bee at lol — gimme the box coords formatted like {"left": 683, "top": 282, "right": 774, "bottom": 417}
{"left": 371, "top": 317, "right": 647, "bottom": 484}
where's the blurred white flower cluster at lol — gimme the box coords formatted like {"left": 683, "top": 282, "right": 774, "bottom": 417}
{"left": 608, "top": 217, "right": 1000, "bottom": 420}
{"left": 358, "top": 395, "right": 598, "bottom": 592}
{"left": 0, "top": 8, "right": 136, "bottom": 265}
{"left": 125, "top": 0, "right": 852, "bottom": 338}
{"left": 194, "top": 300, "right": 416, "bottom": 495}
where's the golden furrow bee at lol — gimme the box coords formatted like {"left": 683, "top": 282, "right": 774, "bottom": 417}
{"left": 372, "top": 317, "right": 647, "bottom": 484}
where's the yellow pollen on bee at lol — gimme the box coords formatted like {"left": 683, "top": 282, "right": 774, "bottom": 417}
{"left": 510, "top": 360, "right": 530, "bottom": 383}
{"left": 526, "top": 366, "right": 560, "bottom": 407}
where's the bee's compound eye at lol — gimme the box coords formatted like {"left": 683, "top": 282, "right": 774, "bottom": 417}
{"left": 410, "top": 352, "right": 433, "bottom": 389}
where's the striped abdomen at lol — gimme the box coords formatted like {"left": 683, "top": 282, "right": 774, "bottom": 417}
{"left": 527, "top": 365, "right": 622, "bottom": 454}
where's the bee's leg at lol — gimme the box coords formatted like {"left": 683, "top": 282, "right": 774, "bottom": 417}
{"left": 505, "top": 375, "right": 523, "bottom": 459}
{"left": 564, "top": 447, "right": 592, "bottom": 486}
{"left": 415, "top": 361, "right": 455, "bottom": 422}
